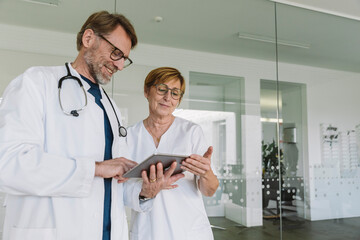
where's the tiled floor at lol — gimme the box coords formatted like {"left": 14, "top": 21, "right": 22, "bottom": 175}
{"left": 209, "top": 216, "right": 360, "bottom": 240}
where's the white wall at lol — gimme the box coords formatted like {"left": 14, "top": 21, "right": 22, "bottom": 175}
{"left": 0, "top": 49, "right": 73, "bottom": 96}
{"left": 277, "top": 63, "right": 360, "bottom": 220}
{"left": 1, "top": 23, "right": 360, "bottom": 228}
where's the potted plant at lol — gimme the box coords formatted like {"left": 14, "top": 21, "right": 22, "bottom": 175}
{"left": 262, "top": 140, "right": 285, "bottom": 178}
{"left": 262, "top": 140, "right": 286, "bottom": 209}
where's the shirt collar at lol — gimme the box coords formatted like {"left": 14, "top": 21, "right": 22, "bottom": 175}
{"left": 80, "top": 75, "right": 99, "bottom": 90}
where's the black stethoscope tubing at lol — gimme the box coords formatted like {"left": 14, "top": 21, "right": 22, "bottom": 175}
{"left": 102, "top": 89, "right": 127, "bottom": 138}
{"left": 58, "top": 63, "right": 88, "bottom": 117}
{"left": 58, "top": 63, "right": 127, "bottom": 137}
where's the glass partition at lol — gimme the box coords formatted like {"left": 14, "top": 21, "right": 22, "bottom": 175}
{"left": 261, "top": 79, "right": 306, "bottom": 235}
{"left": 276, "top": 3, "right": 360, "bottom": 239}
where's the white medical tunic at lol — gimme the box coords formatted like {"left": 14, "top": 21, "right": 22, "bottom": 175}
{"left": 125, "top": 117, "right": 214, "bottom": 240}
{"left": 0, "top": 65, "right": 147, "bottom": 240}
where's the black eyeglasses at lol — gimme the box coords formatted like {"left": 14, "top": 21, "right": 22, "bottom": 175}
{"left": 98, "top": 34, "right": 133, "bottom": 68}
{"left": 154, "top": 83, "right": 183, "bottom": 100}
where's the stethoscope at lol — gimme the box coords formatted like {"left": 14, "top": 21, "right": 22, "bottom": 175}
{"left": 58, "top": 63, "right": 127, "bottom": 137}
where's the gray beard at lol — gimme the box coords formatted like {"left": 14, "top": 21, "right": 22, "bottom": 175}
{"left": 83, "top": 47, "right": 110, "bottom": 85}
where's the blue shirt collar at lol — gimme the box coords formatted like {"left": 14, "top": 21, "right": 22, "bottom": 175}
{"left": 80, "top": 75, "right": 99, "bottom": 90}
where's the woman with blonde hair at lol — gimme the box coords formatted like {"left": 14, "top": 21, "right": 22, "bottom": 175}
{"left": 125, "top": 67, "right": 219, "bottom": 240}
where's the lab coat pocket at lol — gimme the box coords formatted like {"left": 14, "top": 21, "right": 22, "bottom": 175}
{"left": 9, "top": 227, "right": 56, "bottom": 240}
{"left": 129, "top": 231, "right": 140, "bottom": 240}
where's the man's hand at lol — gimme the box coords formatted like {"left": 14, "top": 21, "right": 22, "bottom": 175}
{"left": 139, "top": 161, "right": 185, "bottom": 199}
{"left": 95, "top": 157, "right": 138, "bottom": 183}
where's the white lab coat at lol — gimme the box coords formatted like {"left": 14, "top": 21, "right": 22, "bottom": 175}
{"left": 0, "top": 64, "right": 147, "bottom": 240}
{"left": 125, "top": 117, "right": 214, "bottom": 240}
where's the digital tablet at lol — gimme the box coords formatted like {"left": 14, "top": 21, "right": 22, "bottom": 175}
{"left": 123, "top": 153, "right": 189, "bottom": 178}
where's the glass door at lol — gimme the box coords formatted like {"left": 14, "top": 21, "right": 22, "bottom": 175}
{"left": 276, "top": 2, "right": 360, "bottom": 239}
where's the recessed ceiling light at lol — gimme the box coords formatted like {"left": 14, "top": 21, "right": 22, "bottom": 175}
{"left": 154, "top": 16, "right": 163, "bottom": 22}
{"left": 237, "top": 32, "right": 310, "bottom": 49}
{"left": 22, "top": 0, "right": 59, "bottom": 7}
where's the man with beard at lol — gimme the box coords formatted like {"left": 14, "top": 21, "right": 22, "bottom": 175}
{"left": 0, "top": 11, "right": 183, "bottom": 240}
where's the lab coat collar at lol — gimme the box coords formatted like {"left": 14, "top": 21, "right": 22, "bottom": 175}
{"left": 66, "top": 62, "right": 92, "bottom": 92}
{"left": 66, "top": 62, "right": 109, "bottom": 100}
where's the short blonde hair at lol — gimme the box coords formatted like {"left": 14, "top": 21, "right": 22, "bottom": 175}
{"left": 144, "top": 67, "right": 185, "bottom": 102}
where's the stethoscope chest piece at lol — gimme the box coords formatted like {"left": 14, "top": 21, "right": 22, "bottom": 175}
{"left": 119, "top": 126, "right": 127, "bottom": 137}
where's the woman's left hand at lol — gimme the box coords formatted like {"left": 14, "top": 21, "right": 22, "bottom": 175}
{"left": 181, "top": 146, "right": 213, "bottom": 178}
{"left": 139, "top": 161, "right": 185, "bottom": 199}
{"left": 181, "top": 146, "right": 219, "bottom": 196}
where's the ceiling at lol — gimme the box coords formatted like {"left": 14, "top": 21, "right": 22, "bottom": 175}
{"left": 0, "top": 0, "right": 359, "bottom": 72}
